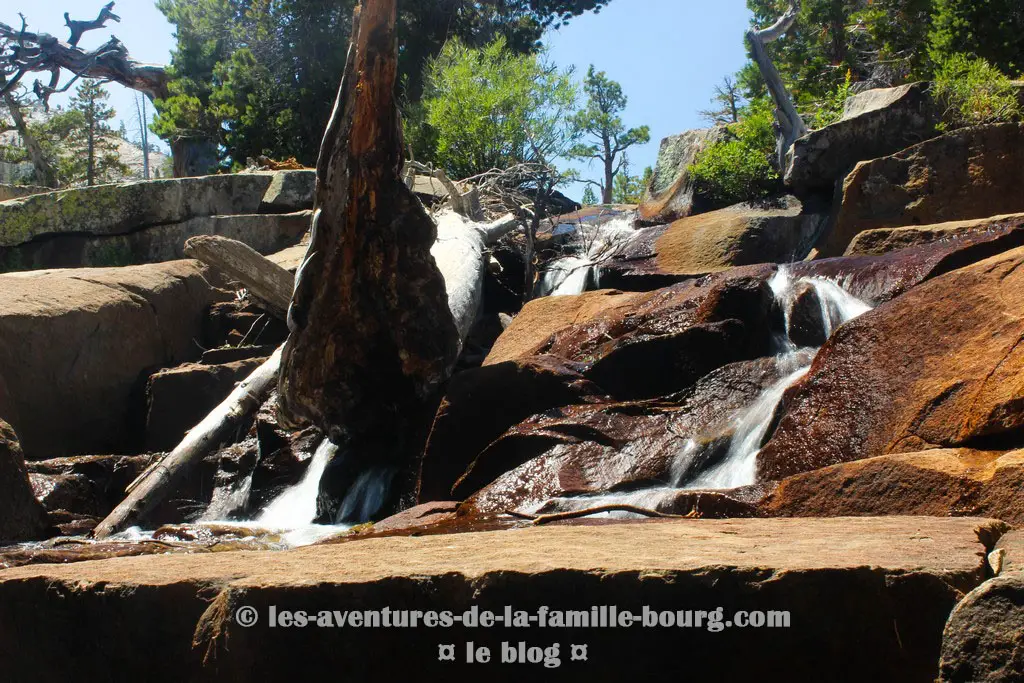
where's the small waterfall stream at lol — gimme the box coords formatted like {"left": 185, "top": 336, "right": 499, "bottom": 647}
{"left": 536, "top": 217, "right": 638, "bottom": 297}
{"left": 532, "top": 266, "right": 874, "bottom": 516}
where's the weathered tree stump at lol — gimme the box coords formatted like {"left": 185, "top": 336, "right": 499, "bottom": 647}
{"left": 278, "top": 0, "right": 460, "bottom": 522}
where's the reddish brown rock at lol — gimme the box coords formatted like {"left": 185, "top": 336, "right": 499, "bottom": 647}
{"left": 0, "top": 420, "right": 50, "bottom": 545}
{"left": 457, "top": 356, "right": 797, "bottom": 509}
{"left": 939, "top": 572, "right": 1024, "bottom": 682}
{"left": 489, "top": 270, "right": 777, "bottom": 399}
{"left": 417, "top": 356, "right": 606, "bottom": 503}
{"left": 603, "top": 197, "right": 824, "bottom": 286}
{"left": 0, "top": 517, "right": 1004, "bottom": 682}
{"left": 845, "top": 213, "right": 1024, "bottom": 257}
{"left": 764, "top": 449, "right": 1024, "bottom": 525}
{"left": 819, "top": 123, "right": 1024, "bottom": 256}
{"left": 758, "top": 247, "right": 1024, "bottom": 481}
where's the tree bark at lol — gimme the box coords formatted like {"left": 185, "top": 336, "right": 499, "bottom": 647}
{"left": 184, "top": 235, "right": 294, "bottom": 320}
{"left": 747, "top": 0, "right": 808, "bottom": 171}
{"left": 278, "top": 0, "right": 459, "bottom": 522}
{"left": 92, "top": 347, "right": 283, "bottom": 539}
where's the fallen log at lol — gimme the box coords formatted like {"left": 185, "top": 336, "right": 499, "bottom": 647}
{"left": 91, "top": 347, "right": 282, "bottom": 539}
{"left": 184, "top": 235, "right": 294, "bottom": 319}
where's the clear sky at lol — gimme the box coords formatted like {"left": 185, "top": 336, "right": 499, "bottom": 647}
{"left": 5, "top": 1, "right": 754, "bottom": 191}
{"left": 546, "top": 0, "right": 754, "bottom": 200}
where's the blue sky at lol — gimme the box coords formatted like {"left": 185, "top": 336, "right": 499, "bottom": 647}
{"left": 7, "top": 1, "right": 754, "bottom": 194}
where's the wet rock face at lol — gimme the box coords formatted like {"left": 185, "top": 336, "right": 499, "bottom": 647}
{"left": 638, "top": 127, "right": 729, "bottom": 225}
{"left": 845, "top": 213, "right": 1024, "bottom": 257}
{"left": 791, "top": 218, "right": 1024, "bottom": 305}
{"left": 939, "top": 572, "right": 1024, "bottom": 682}
{"left": 417, "top": 356, "right": 607, "bottom": 504}
{"left": 0, "top": 261, "right": 231, "bottom": 459}
{"left": 459, "top": 357, "right": 793, "bottom": 512}
{"left": 758, "top": 246, "right": 1024, "bottom": 481}
{"left": 787, "top": 82, "right": 938, "bottom": 197}
{"left": 819, "top": 123, "right": 1024, "bottom": 256}
{"left": 602, "top": 197, "right": 825, "bottom": 286}
{"left": 0, "top": 420, "right": 50, "bottom": 545}
{"left": 764, "top": 449, "right": 1024, "bottom": 526}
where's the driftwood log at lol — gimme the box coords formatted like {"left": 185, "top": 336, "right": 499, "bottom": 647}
{"left": 92, "top": 347, "right": 282, "bottom": 539}
{"left": 184, "top": 235, "right": 294, "bottom": 319}
{"left": 747, "top": 0, "right": 808, "bottom": 170}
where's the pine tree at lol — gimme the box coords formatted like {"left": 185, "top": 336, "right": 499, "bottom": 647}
{"left": 69, "top": 80, "right": 126, "bottom": 186}
{"left": 569, "top": 66, "right": 650, "bottom": 204}
{"left": 581, "top": 185, "right": 598, "bottom": 205}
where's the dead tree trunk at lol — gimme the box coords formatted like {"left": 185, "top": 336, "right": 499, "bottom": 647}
{"left": 278, "top": 0, "right": 460, "bottom": 522}
{"left": 747, "top": 0, "right": 808, "bottom": 171}
{"left": 184, "top": 235, "right": 294, "bottom": 319}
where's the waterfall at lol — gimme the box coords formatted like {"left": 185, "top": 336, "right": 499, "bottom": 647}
{"left": 536, "top": 217, "right": 638, "bottom": 297}
{"left": 533, "top": 266, "right": 874, "bottom": 515}
{"left": 257, "top": 438, "right": 337, "bottom": 528}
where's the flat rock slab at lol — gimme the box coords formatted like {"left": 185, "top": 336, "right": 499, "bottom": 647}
{"left": 0, "top": 517, "right": 1003, "bottom": 682}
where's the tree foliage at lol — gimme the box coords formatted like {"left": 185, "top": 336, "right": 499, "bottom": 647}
{"left": 420, "top": 36, "right": 578, "bottom": 181}
{"left": 689, "top": 96, "right": 780, "bottom": 208}
{"left": 933, "top": 54, "right": 1023, "bottom": 129}
{"left": 611, "top": 159, "right": 652, "bottom": 204}
{"left": 569, "top": 66, "right": 649, "bottom": 203}
{"left": 153, "top": 0, "right": 611, "bottom": 169}
{"left": 929, "top": 0, "right": 1024, "bottom": 76}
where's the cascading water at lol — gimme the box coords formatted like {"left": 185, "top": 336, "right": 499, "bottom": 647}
{"left": 536, "top": 217, "right": 639, "bottom": 297}
{"left": 257, "top": 439, "right": 337, "bottom": 528}
{"left": 532, "top": 266, "right": 874, "bottom": 516}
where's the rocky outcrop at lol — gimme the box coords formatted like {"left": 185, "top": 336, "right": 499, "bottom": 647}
{"left": 764, "top": 449, "right": 1024, "bottom": 525}
{"left": 818, "top": 123, "right": 1024, "bottom": 256}
{"left": 0, "top": 171, "right": 315, "bottom": 272}
{"left": 0, "top": 420, "right": 50, "bottom": 545}
{"left": 0, "top": 261, "right": 231, "bottom": 458}
{"left": 0, "top": 184, "right": 50, "bottom": 202}
{"left": 603, "top": 197, "right": 824, "bottom": 285}
{"left": 257, "top": 170, "right": 315, "bottom": 213}
{"left": 637, "top": 127, "right": 728, "bottom": 225}
{"left": 1, "top": 211, "right": 311, "bottom": 272}
{"left": 145, "top": 357, "right": 271, "bottom": 452}
{"left": 0, "top": 517, "right": 1004, "bottom": 682}
{"left": 786, "top": 83, "right": 937, "bottom": 196}
{"left": 939, "top": 572, "right": 1024, "bottom": 682}
{"left": 758, "top": 246, "right": 1024, "bottom": 481}
{"left": 845, "top": 213, "right": 1024, "bottom": 257}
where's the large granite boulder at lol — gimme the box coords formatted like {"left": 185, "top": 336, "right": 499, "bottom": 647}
{"left": 817, "top": 123, "right": 1024, "bottom": 256}
{"left": 0, "top": 420, "right": 50, "bottom": 545}
{"left": 604, "top": 196, "right": 825, "bottom": 282}
{"left": 0, "top": 261, "right": 231, "bottom": 458}
{"left": 764, "top": 449, "right": 1024, "bottom": 526}
{"left": 637, "top": 127, "right": 728, "bottom": 225}
{"left": 0, "top": 174, "right": 276, "bottom": 247}
{"left": 0, "top": 517, "right": 1004, "bottom": 681}
{"left": 757, "top": 246, "right": 1024, "bottom": 481}
{"left": 786, "top": 83, "right": 938, "bottom": 196}
{"left": 940, "top": 571, "right": 1024, "bottom": 682}
{"left": 845, "top": 213, "right": 1024, "bottom": 256}
{"left": 1, "top": 211, "right": 311, "bottom": 273}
